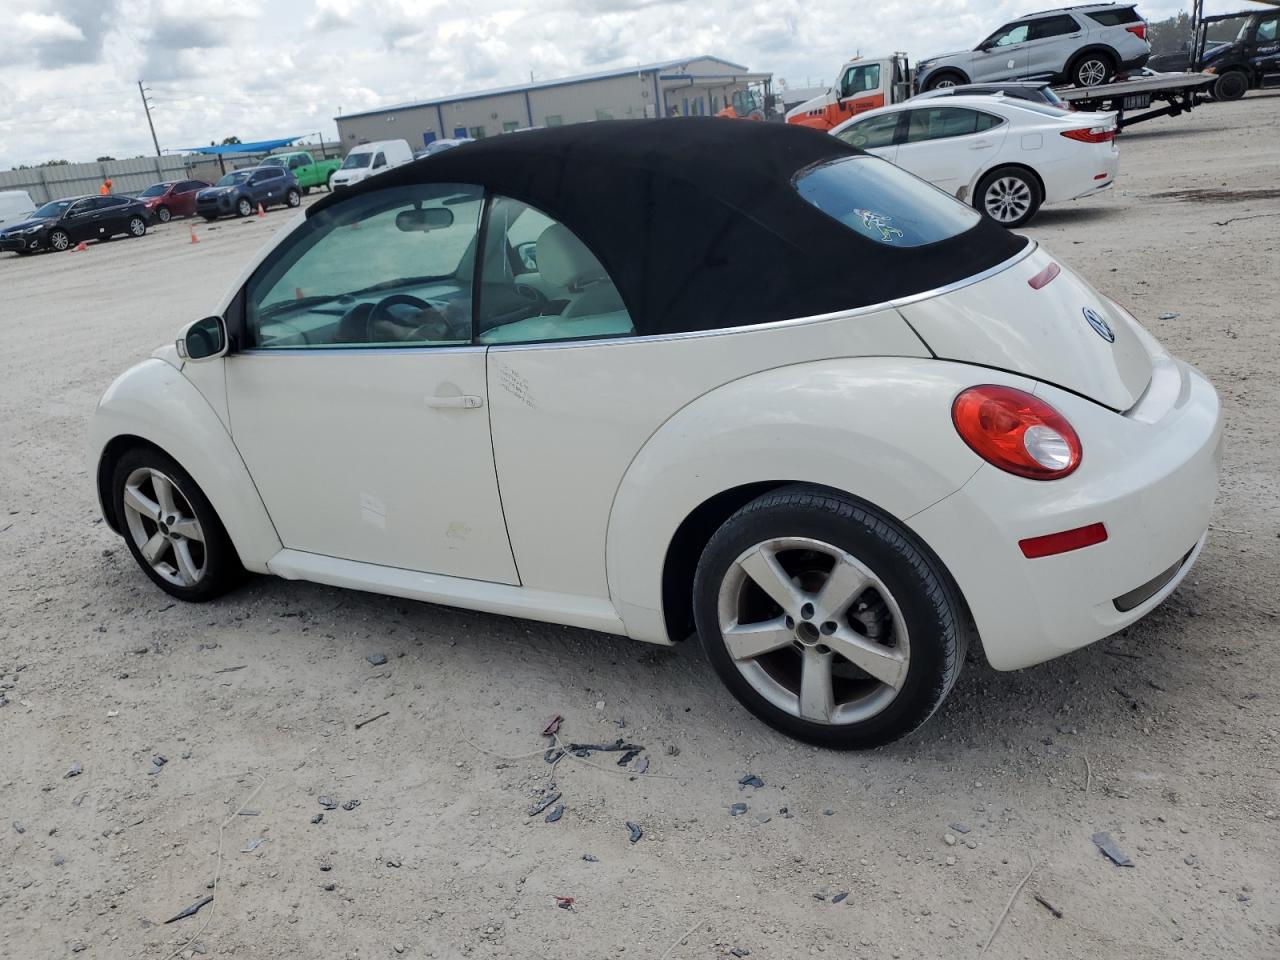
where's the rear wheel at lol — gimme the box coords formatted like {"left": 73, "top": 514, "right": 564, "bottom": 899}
{"left": 236, "top": 197, "right": 252, "bottom": 217}
{"left": 48, "top": 229, "right": 71, "bottom": 252}
{"left": 924, "top": 71, "right": 964, "bottom": 91}
{"left": 156, "top": 205, "right": 172, "bottom": 223}
{"left": 1072, "top": 52, "right": 1114, "bottom": 87}
{"left": 692, "top": 486, "right": 968, "bottom": 749}
{"left": 111, "top": 447, "right": 244, "bottom": 602}
{"left": 976, "top": 166, "right": 1042, "bottom": 228}
{"left": 1212, "top": 70, "right": 1249, "bottom": 101}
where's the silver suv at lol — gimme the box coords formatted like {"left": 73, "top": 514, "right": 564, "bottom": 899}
{"left": 915, "top": 4, "right": 1151, "bottom": 91}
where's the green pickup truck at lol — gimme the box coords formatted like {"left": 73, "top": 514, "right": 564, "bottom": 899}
{"left": 259, "top": 150, "right": 343, "bottom": 194}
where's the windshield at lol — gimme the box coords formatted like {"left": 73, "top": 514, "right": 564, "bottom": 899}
{"left": 259, "top": 156, "right": 285, "bottom": 167}
{"left": 793, "top": 155, "right": 980, "bottom": 247}
{"left": 216, "top": 171, "right": 252, "bottom": 187}
{"left": 32, "top": 199, "right": 72, "bottom": 218}
{"left": 341, "top": 152, "right": 373, "bottom": 169}
{"left": 138, "top": 184, "right": 169, "bottom": 198}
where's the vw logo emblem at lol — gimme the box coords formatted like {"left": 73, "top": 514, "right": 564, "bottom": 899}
{"left": 1082, "top": 307, "right": 1115, "bottom": 343}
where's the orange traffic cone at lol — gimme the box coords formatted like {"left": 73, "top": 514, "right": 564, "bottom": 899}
{"left": 189, "top": 224, "right": 200, "bottom": 244}
{"left": 294, "top": 286, "right": 305, "bottom": 300}
{"left": 257, "top": 203, "right": 266, "bottom": 218}
{"left": 73, "top": 241, "right": 88, "bottom": 252}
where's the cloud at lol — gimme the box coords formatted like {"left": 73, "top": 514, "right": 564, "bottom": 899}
{"left": 31, "top": 0, "right": 119, "bottom": 68}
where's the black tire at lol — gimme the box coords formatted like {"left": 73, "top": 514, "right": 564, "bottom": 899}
{"left": 923, "top": 70, "right": 965, "bottom": 92}
{"left": 128, "top": 216, "right": 147, "bottom": 238}
{"left": 48, "top": 229, "right": 71, "bottom": 252}
{"left": 301, "top": 186, "right": 311, "bottom": 196}
{"left": 1071, "top": 51, "right": 1115, "bottom": 87}
{"left": 1212, "top": 70, "right": 1249, "bottom": 102}
{"left": 975, "top": 166, "right": 1042, "bottom": 228}
{"left": 110, "top": 446, "right": 244, "bottom": 602}
{"left": 236, "top": 196, "right": 253, "bottom": 217}
{"left": 286, "top": 189, "right": 301, "bottom": 208}
{"left": 692, "top": 485, "right": 969, "bottom": 749}
{"left": 156, "top": 205, "right": 172, "bottom": 223}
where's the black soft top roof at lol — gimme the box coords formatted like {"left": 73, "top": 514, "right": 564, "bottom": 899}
{"left": 312, "top": 118, "right": 1027, "bottom": 336}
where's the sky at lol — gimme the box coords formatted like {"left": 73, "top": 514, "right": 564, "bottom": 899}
{"left": 0, "top": 0, "right": 1246, "bottom": 169}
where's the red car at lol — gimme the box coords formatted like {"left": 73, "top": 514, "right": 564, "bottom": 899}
{"left": 134, "top": 179, "right": 211, "bottom": 223}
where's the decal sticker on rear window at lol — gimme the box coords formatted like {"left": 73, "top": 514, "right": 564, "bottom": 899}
{"left": 852, "top": 209, "right": 904, "bottom": 242}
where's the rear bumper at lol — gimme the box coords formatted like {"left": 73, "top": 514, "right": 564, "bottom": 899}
{"left": 1120, "top": 52, "right": 1151, "bottom": 73}
{"left": 1042, "top": 145, "right": 1120, "bottom": 203}
{"left": 909, "top": 346, "right": 1222, "bottom": 670}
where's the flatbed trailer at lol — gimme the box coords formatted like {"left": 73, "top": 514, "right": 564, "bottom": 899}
{"left": 1056, "top": 71, "right": 1214, "bottom": 128}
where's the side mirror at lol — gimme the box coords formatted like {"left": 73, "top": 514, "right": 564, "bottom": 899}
{"left": 177, "top": 316, "right": 228, "bottom": 362}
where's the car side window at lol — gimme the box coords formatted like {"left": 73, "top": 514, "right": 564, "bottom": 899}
{"left": 475, "top": 195, "right": 634, "bottom": 345}
{"left": 1258, "top": 17, "right": 1278, "bottom": 41}
{"left": 66, "top": 200, "right": 91, "bottom": 217}
{"left": 904, "top": 107, "right": 987, "bottom": 143}
{"left": 289, "top": 156, "right": 305, "bottom": 169}
{"left": 243, "top": 183, "right": 484, "bottom": 349}
{"left": 1031, "top": 15, "right": 1080, "bottom": 40}
{"left": 373, "top": 152, "right": 387, "bottom": 169}
{"left": 840, "top": 63, "right": 881, "bottom": 98}
{"left": 834, "top": 112, "right": 900, "bottom": 149}
{"left": 987, "top": 22, "right": 1030, "bottom": 46}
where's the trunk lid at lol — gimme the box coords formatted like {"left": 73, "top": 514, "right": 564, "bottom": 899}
{"left": 898, "top": 245, "right": 1152, "bottom": 411}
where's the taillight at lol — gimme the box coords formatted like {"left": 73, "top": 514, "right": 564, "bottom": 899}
{"left": 1126, "top": 23, "right": 1147, "bottom": 40}
{"left": 952, "top": 385, "right": 1082, "bottom": 480}
{"left": 1061, "top": 126, "right": 1116, "bottom": 143}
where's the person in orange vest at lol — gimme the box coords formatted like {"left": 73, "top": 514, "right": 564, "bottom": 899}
{"left": 99, "top": 178, "right": 113, "bottom": 196}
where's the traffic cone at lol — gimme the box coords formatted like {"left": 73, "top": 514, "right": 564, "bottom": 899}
{"left": 257, "top": 203, "right": 266, "bottom": 218}
{"left": 189, "top": 224, "right": 200, "bottom": 244}
{"left": 295, "top": 286, "right": 305, "bottom": 300}
{"left": 73, "top": 241, "right": 88, "bottom": 252}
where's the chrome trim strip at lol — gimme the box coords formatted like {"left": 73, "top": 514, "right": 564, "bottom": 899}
{"left": 237, "top": 344, "right": 487, "bottom": 357}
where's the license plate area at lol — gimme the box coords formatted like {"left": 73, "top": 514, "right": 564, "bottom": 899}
{"left": 1123, "top": 94, "right": 1152, "bottom": 110}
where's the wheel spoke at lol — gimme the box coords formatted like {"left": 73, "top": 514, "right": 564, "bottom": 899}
{"left": 151, "top": 471, "right": 178, "bottom": 516}
{"left": 814, "top": 558, "right": 869, "bottom": 620}
{"left": 827, "top": 626, "right": 908, "bottom": 690}
{"left": 123, "top": 484, "right": 161, "bottom": 522}
{"left": 141, "top": 532, "right": 168, "bottom": 565}
{"left": 170, "top": 518, "right": 203, "bottom": 542}
{"left": 799, "top": 648, "right": 835, "bottom": 722}
{"left": 723, "top": 617, "right": 793, "bottom": 662}
{"left": 173, "top": 539, "right": 200, "bottom": 585}
{"left": 737, "top": 546, "right": 802, "bottom": 617}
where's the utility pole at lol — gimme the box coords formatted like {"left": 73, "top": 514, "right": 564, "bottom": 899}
{"left": 138, "top": 81, "right": 161, "bottom": 157}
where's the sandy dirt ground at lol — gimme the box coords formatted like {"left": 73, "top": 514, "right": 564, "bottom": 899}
{"left": 2, "top": 95, "right": 1278, "bottom": 960}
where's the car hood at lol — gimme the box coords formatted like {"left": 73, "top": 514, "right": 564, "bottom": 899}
{"left": 0, "top": 216, "right": 52, "bottom": 235}
{"left": 919, "top": 49, "right": 971, "bottom": 66}
{"left": 898, "top": 245, "right": 1152, "bottom": 411}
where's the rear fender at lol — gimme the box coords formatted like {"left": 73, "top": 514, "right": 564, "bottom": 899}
{"left": 606, "top": 357, "right": 1036, "bottom": 644}
{"left": 90, "top": 359, "right": 281, "bottom": 572}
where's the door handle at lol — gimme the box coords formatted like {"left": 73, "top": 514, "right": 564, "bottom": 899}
{"left": 425, "top": 395, "right": 483, "bottom": 409}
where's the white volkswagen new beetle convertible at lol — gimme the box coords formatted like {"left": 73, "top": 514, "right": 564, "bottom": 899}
{"left": 90, "top": 120, "right": 1221, "bottom": 748}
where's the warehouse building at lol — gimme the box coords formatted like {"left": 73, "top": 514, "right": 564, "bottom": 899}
{"left": 334, "top": 55, "right": 772, "bottom": 150}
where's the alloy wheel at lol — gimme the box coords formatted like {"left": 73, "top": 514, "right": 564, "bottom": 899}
{"left": 238, "top": 198, "right": 252, "bottom": 217}
{"left": 934, "top": 78, "right": 957, "bottom": 89}
{"left": 1078, "top": 59, "right": 1107, "bottom": 86}
{"left": 129, "top": 217, "right": 146, "bottom": 236}
{"left": 121, "top": 467, "right": 207, "bottom": 588}
{"left": 287, "top": 191, "right": 301, "bottom": 207}
{"left": 157, "top": 206, "right": 171, "bottom": 223}
{"left": 50, "top": 230, "right": 70, "bottom": 251}
{"left": 984, "top": 176, "right": 1033, "bottom": 224}
{"left": 716, "top": 536, "right": 910, "bottom": 725}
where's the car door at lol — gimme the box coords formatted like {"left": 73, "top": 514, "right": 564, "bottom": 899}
{"left": 831, "top": 110, "right": 904, "bottom": 163}
{"left": 973, "top": 20, "right": 1032, "bottom": 81}
{"left": 98, "top": 196, "right": 130, "bottom": 235}
{"left": 175, "top": 181, "right": 200, "bottom": 216}
{"left": 834, "top": 61, "right": 888, "bottom": 119}
{"left": 1251, "top": 13, "right": 1280, "bottom": 76}
{"left": 61, "top": 199, "right": 96, "bottom": 242}
{"left": 1023, "top": 13, "right": 1083, "bottom": 79}
{"left": 223, "top": 181, "right": 519, "bottom": 583}
{"left": 893, "top": 107, "right": 1007, "bottom": 194}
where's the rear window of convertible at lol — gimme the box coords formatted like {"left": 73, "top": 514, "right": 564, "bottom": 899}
{"left": 792, "top": 155, "right": 981, "bottom": 248}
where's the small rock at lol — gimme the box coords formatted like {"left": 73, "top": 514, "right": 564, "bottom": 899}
{"left": 729, "top": 803, "right": 748, "bottom": 817}
{"left": 626, "top": 821, "right": 642, "bottom": 843}
{"left": 738, "top": 774, "right": 764, "bottom": 789}
{"left": 1236, "top": 892, "right": 1250, "bottom": 902}
{"left": 945, "top": 856, "right": 957, "bottom": 866}
{"left": 944, "top": 833, "right": 957, "bottom": 846}
{"left": 394, "top": 946, "right": 405, "bottom": 955}
{"left": 12, "top": 821, "right": 24, "bottom": 834}
{"left": 948, "top": 822, "right": 970, "bottom": 834}
{"left": 318, "top": 795, "right": 339, "bottom": 810}
{"left": 823, "top": 809, "right": 834, "bottom": 816}
{"left": 311, "top": 813, "right": 324, "bottom": 824}
{"left": 53, "top": 855, "right": 65, "bottom": 866}
{"left": 965, "top": 840, "right": 977, "bottom": 849}
{"left": 595, "top": 700, "right": 605, "bottom": 711}
{"left": 730, "top": 949, "right": 750, "bottom": 958}
{"left": 71, "top": 942, "right": 87, "bottom": 953}
{"left": 319, "top": 862, "right": 332, "bottom": 871}
{"left": 1184, "top": 854, "right": 1198, "bottom": 867}
{"left": 366, "top": 653, "right": 388, "bottom": 666}
{"left": 544, "top": 804, "right": 565, "bottom": 823}
{"left": 341, "top": 799, "right": 361, "bottom": 811}
{"left": 582, "top": 854, "right": 599, "bottom": 862}
{"left": 323, "top": 882, "right": 336, "bottom": 891}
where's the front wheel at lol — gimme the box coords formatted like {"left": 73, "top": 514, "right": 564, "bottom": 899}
{"left": 236, "top": 197, "right": 253, "bottom": 217}
{"left": 1212, "top": 71, "right": 1248, "bottom": 101}
{"left": 111, "top": 447, "right": 244, "bottom": 602}
{"left": 692, "top": 486, "right": 968, "bottom": 749}
{"left": 976, "top": 167, "right": 1042, "bottom": 228}
{"left": 48, "top": 229, "right": 71, "bottom": 252}
{"left": 286, "top": 189, "right": 301, "bottom": 208}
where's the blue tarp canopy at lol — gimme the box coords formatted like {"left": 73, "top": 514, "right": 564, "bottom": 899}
{"left": 180, "top": 136, "right": 305, "bottom": 156}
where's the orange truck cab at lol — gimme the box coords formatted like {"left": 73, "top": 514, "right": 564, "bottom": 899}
{"left": 785, "top": 54, "right": 913, "bottom": 131}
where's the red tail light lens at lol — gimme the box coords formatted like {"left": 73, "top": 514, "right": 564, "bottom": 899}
{"left": 1126, "top": 24, "right": 1147, "bottom": 40}
{"left": 952, "top": 385, "right": 1082, "bottom": 480}
{"left": 1061, "top": 126, "right": 1116, "bottom": 144}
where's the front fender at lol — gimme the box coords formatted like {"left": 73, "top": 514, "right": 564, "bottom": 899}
{"left": 89, "top": 359, "right": 281, "bottom": 572}
{"left": 605, "top": 357, "right": 1036, "bottom": 643}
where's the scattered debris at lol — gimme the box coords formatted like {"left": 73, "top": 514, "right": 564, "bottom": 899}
{"left": 730, "top": 949, "right": 750, "bottom": 958}
{"left": 544, "top": 747, "right": 564, "bottom": 764}
{"left": 64, "top": 763, "right": 82, "bottom": 779}
{"left": 354, "top": 710, "right": 389, "bottom": 730}
{"left": 341, "top": 799, "right": 361, "bottom": 811}
{"left": 529, "top": 790, "right": 562, "bottom": 817}
{"left": 633, "top": 756, "right": 649, "bottom": 774}
{"left": 979, "top": 852, "right": 1036, "bottom": 956}
{"left": 317, "top": 796, "right": 339, "bottom": 810}
{"left": 729, "top": 803, "right": 748, "bottom": 817}
{"left": 310, "top": 813, "right": 324, "bottom": 825}
{"left": 385, "top": 857, "right": 402, "bottom": 868}
{"left": 616, "top": 749, "right": 641, "bottom": 766}
{"left": 1092, "top": 832, "right": 1134, "bottom": 867}
{"left": 813, "top": 893, "right": 827, "bottom": 901}
{"left": 319, "top": 861, "right": 332, "bottom": 872}
{"left": 1034, "top": 893, "right": 1064, "bottom": 918}
{"left": 214, "top": 665, "right": 247, "bottom": 674}
{"left": 832, "top": 892, "right": 849, "bottom": 904}
{"left": 626, "top": 821, "right": 642, "bottom": 843}
{"left": 1157, "top": 312, "right": 1181, "bottom": 320}
{"left": 240, "top": 837, "right": 268, "bottom": 853}
{"left": 541, "top": 715, "right": 563, "bottom": 736}
{"left": 366, "top": 653, "right": 388, "bottom": 666}
{"left": 666, "top": 744, "right": 680, "bottom": 757}
{"left": 823, "top": 809, "right": 834, "bottom": 816}
{"left": 322, "top": 882, "right": 335, "bottom": 891}
{"left": 948, "top": 822, "right": 971, "bottom": 834}
{"left": 567, "top": 738, "right": 641, "bottom": 756}
{"left": 555, "top": 895, "right": 575, "bottom": 910}
{"left": 779, "top": 806, "right": 792, "bottom": 819}
{"left": 13, "top": 822, "right": 25, "bottom": 834}
{"left": 738, "top": 774, "right": 764, "bottom": 789}
{"left": 582, "top": 854, "right": 599, "bottom": 862}
{"left": 237, "top": 809, "right": 259, "bottom": 817}
{"left": 545, "top": 804, "right": 565, "bottom": 823}
{"left": 163, "top": 895, "right": 214, "bottom": 924}
{"left": 148, "top": 755, "right": 167, "bottom": 775}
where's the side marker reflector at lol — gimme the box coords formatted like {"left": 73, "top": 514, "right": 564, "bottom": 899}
{"left": 1027, "top": 262, "right": 1061, "bottom": 290}
{"left": 1019, "top": 522, "right": 1108, "bottom": 559}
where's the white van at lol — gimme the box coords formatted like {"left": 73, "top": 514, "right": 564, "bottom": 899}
{"left": 0, "top": 190, "right": 36, "bottom": 227}
{"left": 329, "top": 139, "right": 414, "bottom": 189}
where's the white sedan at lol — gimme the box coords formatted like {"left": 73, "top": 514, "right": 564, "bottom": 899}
{"left": 90, "top": 119, "right": 1220, "bottom": 748}
{"left": 830, "top": 95, "right": 1119, "bottom": 227}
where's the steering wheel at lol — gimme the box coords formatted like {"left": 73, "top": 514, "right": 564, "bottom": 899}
{"left": 369, "top": 293, "right": 454, "bottom": 342}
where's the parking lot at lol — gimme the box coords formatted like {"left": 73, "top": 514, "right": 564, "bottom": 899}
{"left": 2, "top": 93, "right": 1278, "bottom": 960}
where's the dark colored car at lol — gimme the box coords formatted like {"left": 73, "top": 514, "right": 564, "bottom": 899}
{"left": 135, "top": 179, "right": 212, "bottom": 223}
{"left": 910, "top": 81, "right": 1071, "bottom": 109}
{"left": 1149, "top": 8, "right": 1280, "bottom": 101}
{"left": 195, "top": 166, "right": 301, "bottom": 220}
{"left": 0, "top": 195, "right": 150, "bottom": 255}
